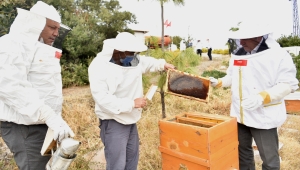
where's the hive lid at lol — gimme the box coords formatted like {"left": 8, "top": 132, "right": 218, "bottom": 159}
{"left": 165, "top": 69, "right": 211, "bottom": 103}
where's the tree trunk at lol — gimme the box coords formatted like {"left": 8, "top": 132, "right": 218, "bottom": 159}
{"left": 160, "top": 87, "right": 166, "bottom": 118}
{"left": 161, "top": 3, "right": 164, "bottom": 51}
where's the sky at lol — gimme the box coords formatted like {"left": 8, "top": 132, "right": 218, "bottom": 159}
{"left": 118, "top": 0, "right": 296, "bottom": 49}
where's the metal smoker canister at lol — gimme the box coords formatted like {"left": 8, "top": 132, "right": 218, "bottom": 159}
{"left": 46, "top": 138, "right": 81, "bottom": 170}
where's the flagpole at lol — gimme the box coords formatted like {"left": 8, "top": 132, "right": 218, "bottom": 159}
{"left": 164, "top": 19, "right": 172, "bottom": 51}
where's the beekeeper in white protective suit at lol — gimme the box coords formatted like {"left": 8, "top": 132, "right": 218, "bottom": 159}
{"left": 88, "top": 32, "right": 175, "bottom": 170}
{"left": 0, "top": 1, "right": 74, "bottom": 169}
{"left": 209, "top": 19, "right": 299, "bottom": 170}
{"left": 180, "top": 39, "right": 186, "bottom": 51}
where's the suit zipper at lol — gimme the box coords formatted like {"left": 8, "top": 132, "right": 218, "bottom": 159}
{"left": 239, "top": 66, "right": 244, "bottom": 124}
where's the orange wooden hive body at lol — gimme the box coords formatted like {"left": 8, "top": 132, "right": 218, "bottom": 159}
{"left": 159, "top": 112, "right": 239, "bottom": 170}
{"left": 285, "top": 100, "right": 300, "bottom": 114}
{"left": 284, "top": 92, "right": 300, "bottom": 115}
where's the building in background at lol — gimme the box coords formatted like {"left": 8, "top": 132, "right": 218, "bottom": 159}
{"left": 132, "top": 29, "right": 149, "bottom": 45}
{"left": 129, "top": 24, "right": 149, "bottom": 46}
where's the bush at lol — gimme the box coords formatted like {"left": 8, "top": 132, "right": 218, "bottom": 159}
{"left": 201, "top": 70, "right": 228, "bottom": 90}
{"left": 201, "top": 70, "right": 226, "bottom": 79}
{"left": 293, "top": 54, "right": 300, "bottom": 85}
{"left": 201, "top": 48, "right": 229, "bottom": 55}
{"left": 277, "top": 35, "right": 300, "bottom": 47}
{"left": 61, "top": 62, "right": 89, "bottom": 88}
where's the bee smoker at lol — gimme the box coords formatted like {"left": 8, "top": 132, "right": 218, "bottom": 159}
{"left": 46, "top": 138, "right": 81, "bottom": 170}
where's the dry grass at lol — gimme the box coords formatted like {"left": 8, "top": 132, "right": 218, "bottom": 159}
{"left": 1, "top": 55, "right": 300, "bottom": 170}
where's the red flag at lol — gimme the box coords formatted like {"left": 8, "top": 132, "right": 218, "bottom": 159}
{"left": 166, "top": 21, "right": 171, "bottom": 27}
{"left": 164, "top": 20, "right": 169, "bottom": 26}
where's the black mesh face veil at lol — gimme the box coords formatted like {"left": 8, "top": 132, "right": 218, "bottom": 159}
{"left": 53, "top": 24, "right": 71, "bottom": 50}
{"left": 228, "top": 34, "right": 269, "bottom": 56}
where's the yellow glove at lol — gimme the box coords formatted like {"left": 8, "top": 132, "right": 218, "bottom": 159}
{"left": 209, "top": 77, "right": 222, "bottom": 88}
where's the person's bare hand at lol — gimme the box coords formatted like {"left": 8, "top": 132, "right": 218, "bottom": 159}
{"left": 134, "top": 98, "right": 147, "bottom": 108}
{"left": 164, "top": 63, "right": 176, "bottom": 70}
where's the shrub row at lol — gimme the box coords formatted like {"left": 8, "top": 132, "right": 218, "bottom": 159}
{"left": 292, "top": 54, "right": 300, "bottom": 86}
{"left": 201, "top": 48, "right": 229, "bottom": 55}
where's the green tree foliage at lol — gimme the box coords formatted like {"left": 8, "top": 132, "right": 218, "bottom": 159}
{"left": 275, "top": 35, "right": 300, "bottom": 86}
{"left": 0, "top": 0, "right": 37, "bottom": 36}
{"left": 145, "top": 36, "right": 160, "bottom": 49}
{"left": 292, "top": 54, "right": 300, "bottom": 85}
{"left": 228, "top": 21, "right": 241, "bottom": 32}
{"left": 171, "top": 35, "right": 182, "bottom": 49}
{"left": 201, "top": 70, "right": 226, "bottom": 79}
{"left": 201, "top": 70, "right": 228, "bottom": 90}
{"left": 276, "top": 35, "right": 300, "bottom": 47}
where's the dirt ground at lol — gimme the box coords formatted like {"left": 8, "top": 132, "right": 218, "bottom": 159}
{"left": 195, "top": 53, "right": 229, "bottom": 75}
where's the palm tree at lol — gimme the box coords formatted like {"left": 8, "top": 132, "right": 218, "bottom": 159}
{"left": 160, "top": 0, "right": 184, "bottom": 51}
{"left": 138, "top": 0, "right": 185, "bottom": 118}
{"left": 139, "top": 0, "right": 185, "bottom": 51}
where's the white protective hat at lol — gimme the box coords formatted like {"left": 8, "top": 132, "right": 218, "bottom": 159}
{"left": 104, "top": 32, "right": 147, "bottom": 52}
{"left": 228, "top": 19, "right": 273, "bottom": 40}
{"left": 30, "top": 1, "right": 61, "bottom": 23}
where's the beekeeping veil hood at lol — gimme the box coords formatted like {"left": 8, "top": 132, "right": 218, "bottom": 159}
{"left": 105, "top": 32, "right": 147, "bottom": 52}
{"left": 226, "top": 0, "right": 281, "bottom": 56}
{"left": 9, "top": 8, "right": 46, "bottom": 43}
{"left": 30, "top": 1, "right": 71, "bottom": 49}
{"left": 227, "top": 18, "right": 281, "bottom": 56}
{"left": 100, "top": 32, "right": 147, "bottom": 61}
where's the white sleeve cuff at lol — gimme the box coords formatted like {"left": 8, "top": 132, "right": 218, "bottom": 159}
{"left": 266, "top": 83, "right": 292, "bottom": 101}
{"left": 220, "top": 75, "right": 232, "bottom": 87}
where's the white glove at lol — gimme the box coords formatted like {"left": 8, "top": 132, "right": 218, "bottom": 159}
{"left": 241, "top": 94, "right": 264, "bottom": 111}
{"left": 209, "top": 77, "right": 218, "bottom": 87}
{"left": 45, "top": 114, "right": 75, "bottom": 142}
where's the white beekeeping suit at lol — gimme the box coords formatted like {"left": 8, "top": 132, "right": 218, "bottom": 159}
{"left": 0, "top": 1, "right": 73, "bottom": 139}
{"left": 28, "top": 1, "right": 68, "bottom": 117}
{"left": 180, "top": 39, "right": 186, "bottom": 51}
{"left": 196, "top": 40, "right": 203, "bottom": 50}
{"left": 0, "top": 2, "right": 75, "bottom": 169}
{"left": 89, "top": 32, "right": 167, "bottom": 124}
{"left": 0, "top": 8, "right": 47, "bottom": 124}
{"left": 208, "top": 2, "right": 298, "bottom": 169}
{"left": 211, "top": 20, "right": 299, "bottom": 129}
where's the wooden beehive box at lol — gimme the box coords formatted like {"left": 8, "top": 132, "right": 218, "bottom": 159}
{"left": 165, "top": 69, "right": 211, "bottom": 103}
{"left": 284, "top": 92, "right": 300, "bottom": 114}
{"left": 159, "top": 112, "right": 239, "bottom": 170}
